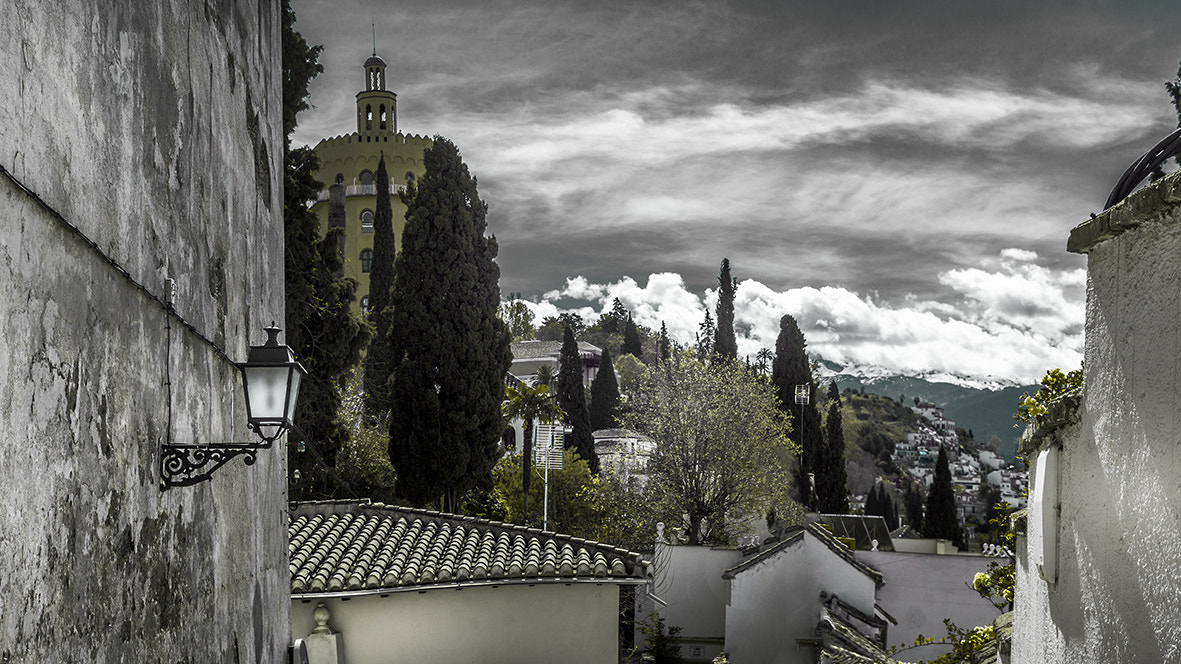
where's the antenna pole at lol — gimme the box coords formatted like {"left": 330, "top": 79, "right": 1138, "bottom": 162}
{"left": 372, "top": 23, "right": 376, "bottom": 56}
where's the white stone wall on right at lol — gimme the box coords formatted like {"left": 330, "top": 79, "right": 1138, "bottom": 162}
{"left": 1013, "top": 182, "right": 1181, "bottom": 664}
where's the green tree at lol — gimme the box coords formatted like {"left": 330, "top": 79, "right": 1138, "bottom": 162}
{"left": 626, "top": 351, "right": 796, "bottom": 545}
{"left": 363, "top": 155, "right": 396, "bottom": 421}
{"left": 498, "top": 299, "right": 535, "bottom": 340}
{"left": 486, "top": 448, "right": 602, "bottom": 536}
{"left": 282, "top": 0, "right": 370, "bottom": 498}
{"left": 503, "top": 381, "right": 564, "bottom": 522}
{"left": 557, "top": 325, "right": 600, "bottom": 474}
{"left": 658, "top": 321, "right": 671, "bottom": 362}
{"left": 923, "top": 445, "right": 961, "bottom": 544}
{"left": 904, "top": 482, "right": 925, "bottom": 532}
{"left": 615, "top": 353, "right": 648, "bottom": 398}
{"left": 771, "top": 315, "right": 821, "bottom": 511}
{"left": 622, "top": 314, "right": 645, "bottom": 358}
{"left": 386, "top": 137, "right": 512, "bottom": 512}
{"left": 537, "top": 313, "right": 586, "bottom": 341}
{"left": 816, "top": 381, "right": 849, "bottom": 513}
{"left": 695, "top": 309, "right": 715, "bottom": 359}
{"left": 713, "top": 258, "right": 738, "bottom": 363}
{"left": 588, "top": 346, "right": 621, "bottom": 431}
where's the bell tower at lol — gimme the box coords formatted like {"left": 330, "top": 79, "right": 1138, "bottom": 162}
{"left": 356, "top": 52, "right": 397, "bottom": 138}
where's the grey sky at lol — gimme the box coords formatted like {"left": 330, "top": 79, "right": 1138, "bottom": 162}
{"left": 290, "top": 0, "right": 1181, "bottom": 382}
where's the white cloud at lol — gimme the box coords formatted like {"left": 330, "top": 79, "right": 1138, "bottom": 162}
{"left": 525, "top": 251, "right": 1084, "bottom": 384}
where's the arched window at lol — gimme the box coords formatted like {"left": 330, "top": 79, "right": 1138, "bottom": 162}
{"left": 365, "top": 104, "right": 373, "bottom": 130}
{"left": 359, "top": 170, "right": 374, "bottom": 185}
{"left": 361, "top": 209, "right": 374, "bottom": 233}
{"left": 360, "top": 248, "right": 373, "bottom": 273}
{"left": 405, "top": 171, "right": 416, "bottom": 184}
{"left": 334, "top": 173, "right": 344, "bottom": 185}
{"left": 379, "top": 104, "right": 387, "bottom": 130}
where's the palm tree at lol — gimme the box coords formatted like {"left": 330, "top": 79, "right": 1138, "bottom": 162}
{"left": 503, "top": 381, "right": 565, "bottom": 524}
{"left": 532, "top": 363, "right": 556, "bottom": 388}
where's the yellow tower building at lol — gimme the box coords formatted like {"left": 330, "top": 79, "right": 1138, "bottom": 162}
{"left": 309, "top": 52, "right": 431, "bottom": 312}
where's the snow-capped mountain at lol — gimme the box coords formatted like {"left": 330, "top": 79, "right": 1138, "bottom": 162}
{"left": 813, "top": 356, "right": 1037, "bottom": 462}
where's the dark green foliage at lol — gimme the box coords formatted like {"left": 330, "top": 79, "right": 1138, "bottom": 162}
{"left": 588, "top": 347, "right": 621, "bottom": 431}
{"left": 503, "top": 381, "right": 564, "bottom": 522}
{"left": 363, "top": 155, "right": 396, "bottom": 421}
{"left": 281, "top": 0, "right": 322, "bottom": 149}
{"left": 923, "top": 446, "right": 962, "bottom": 544}
{"left": 536, "top": 313, "right": 586, "bottom": 341}
{"left": 622, "top": 315, "right": 644, "bottom": 358}
{"left": 713, "top": 258, "right": 738, "bottom": 363}
{"left": 817, "top": 385, "right": 849, "bottom": 513}
{"left": 557, "top": 325, "right": 600, "bottom": 474}
{"left": 867, "top": 484, "right": 897, "bottom": 529}
{"left": 638, "top": 613, "right": 684, "bottom": 664}
{"left": 904, "top": 482, "right": 925, "bottom": 532}
{"left": 386, "top": 137, "right": 512, "bottom": 512}
{"left": 658, "top": 321, "right": 671, "bottom": 362}
{"left": 772, "top": 315, "right": 821, "bottom": 510}
{"left": 695, "top": 309, "right": 714, "bottom": 359}
{"left": 282, "top": 1, "right": 369, "bottom": 499}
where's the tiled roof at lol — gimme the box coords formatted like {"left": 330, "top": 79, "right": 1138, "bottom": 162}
{"left": 510, "top": 340, "right": 601, "bottom": 361}
{"left": 721, "top": 523, "right": 884, "bottom": 587}
{"left": 817, "top": 606, "right": 896, "bottom": 664}
{"left": 289, "top": 501, "right": 651, "bottom": 596}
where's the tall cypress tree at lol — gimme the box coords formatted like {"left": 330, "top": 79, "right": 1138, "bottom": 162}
{"left": 905, "top": 483, "right": 925, "bottom": 532}
{"left": 658, "top": 321, "right": 671, "bottom": 362}
{"left": 696, "top": 309, "right": 715, "bottom": 359}
{"left": 713, "top": 258, "right": 738, "bottom": 363}
{"left": 386, "top": 137, "right": 512, "bottom": 512}
{"left": 557, "top": 325, "right": 599, "bottom": 474}
{"left": 588, "top": 346, "right": 621, "bottom": 432}
{"left": 622, "top": 315, "right": 644, "bottom": 358}
{"left": 817, "top": 381, "right": 849, "bottom": 513}
{"left": 363, "top": 154, "right": 395, "bottom": 421}
{"left": 923, "top": 446, "right": 961, "bottom": 543}
{"left": 772, "top": 314, "right": 821, "bottom": 511}
{"left": 282, "top": 1, "right": 370, "bottom": 498}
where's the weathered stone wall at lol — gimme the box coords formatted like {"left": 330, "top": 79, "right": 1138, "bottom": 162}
{"left": 0, "top": 1, "right": 287, "bottom": 661}
{"left": 1013, "top": 173, "right": 1181, "bottom": 663}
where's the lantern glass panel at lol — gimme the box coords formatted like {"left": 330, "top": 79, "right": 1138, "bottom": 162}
{"left": 245, "top": 366, "right": 291, "bottom": 421}
{"left": 285, "top": 369, "right": 303, "bottom": 422}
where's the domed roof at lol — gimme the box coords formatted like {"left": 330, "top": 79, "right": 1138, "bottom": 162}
{"left": 364, "top": 54, "right": 386, "bottom": 67}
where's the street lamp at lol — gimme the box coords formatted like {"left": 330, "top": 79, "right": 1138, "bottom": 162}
{"left": 160, "top": 323, "right": 306, "bottom": 490}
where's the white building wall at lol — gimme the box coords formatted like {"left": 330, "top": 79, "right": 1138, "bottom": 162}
{"left": 293, "top": 584, "right": 622, "bottom": 664}
{"left": 1013, "top": 175, "right": 1181, "bottom": 663}
{"left": 725, "top": 537, "right": 877, "bottom": 664}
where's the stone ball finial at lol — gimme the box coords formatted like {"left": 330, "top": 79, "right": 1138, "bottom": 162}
{"left": 871, "top": 538, "right": 879, "bottom": 552}
{"left": 312, "top": 602, "right": 333, "bottom": 635}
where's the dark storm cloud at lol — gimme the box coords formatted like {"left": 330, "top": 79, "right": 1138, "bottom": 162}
{"left": 289, "top": 0, "right": 1181, "bottom": 380}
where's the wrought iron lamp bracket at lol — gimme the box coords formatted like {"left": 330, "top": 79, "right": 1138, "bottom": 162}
{"left": 159, "top": 431, "right": 277, "bottom": 491}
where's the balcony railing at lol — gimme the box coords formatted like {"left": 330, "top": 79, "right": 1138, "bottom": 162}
{"left": 310, "top": 182, "right": 407, "bottom": 205}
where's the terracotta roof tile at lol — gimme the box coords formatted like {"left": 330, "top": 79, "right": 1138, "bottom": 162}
{"left": 289, "top": 501, "right": 651, "bottom": 596}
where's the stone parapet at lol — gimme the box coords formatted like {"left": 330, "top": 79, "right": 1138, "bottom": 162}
{"left": 1068, "top": 171, "right": 1181, "bottom": 253}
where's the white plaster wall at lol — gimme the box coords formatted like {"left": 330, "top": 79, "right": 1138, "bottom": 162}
{"left": 0, "top": 2, "right": 288, "bottom": 661}
{"left": 857, "top": 551, "right": 996, "bottom": 659}
{"left": 725, "top": 537, "right": 876, "bottom": 664}
{"left": 655, "top": 544, "right": 742, "bottom": 641}
{"left": 1013, "top": 192, "right": 1181, "bottom": 663}
{"left": 292, "top": 583, "right": 622, "bottom": 664}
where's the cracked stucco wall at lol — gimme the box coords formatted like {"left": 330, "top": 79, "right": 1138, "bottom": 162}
{"left": 0, "top": 1, "right": 287, "bottom": 662}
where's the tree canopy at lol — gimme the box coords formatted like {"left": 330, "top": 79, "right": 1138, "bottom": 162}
{"left": 589, "top": 346, "right": 621, "bottom": 431}
{"left": 713, "top": 258, "right": 738, "bottom": 363}
{"left": 363, "top": 155, "right": 396, "bottom": 421}
{"left": 282, "top": 0, "right": 370, "bottom": 499}
{"left": 626, "top": 351, "right": 796, "bottom": 545}
{"left": 771, "top": 314, "right": 821, "bottom": 511}
{"left": 923, "top": 445, "right": 962, "bottom": 544}
{"left": 816, "top": 382, "right": 849, "bottom": 513}
{"left": 557, "top": 325, "right": 599, "bottom": 474}
{"left": 386, "top": 137, "right": 512, "bottom": 512}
